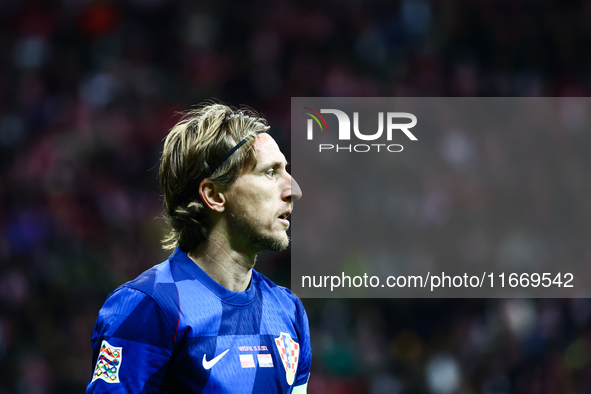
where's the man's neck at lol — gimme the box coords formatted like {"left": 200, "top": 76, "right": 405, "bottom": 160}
{"left": 187, "top": 230, "right": 257, "bottom": 292}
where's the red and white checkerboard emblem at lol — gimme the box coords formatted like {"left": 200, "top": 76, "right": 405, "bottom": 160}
{"left": 274, "top": 332, "right": 299, "bottom": 385}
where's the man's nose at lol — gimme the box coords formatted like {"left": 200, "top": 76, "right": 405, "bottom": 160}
{"left": 284, "top": 174, "right": 302, "bottom": 202}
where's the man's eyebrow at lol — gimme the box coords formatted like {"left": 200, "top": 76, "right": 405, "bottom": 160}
{"left": 260, "top": 160, "right": 288, "bottom": 170}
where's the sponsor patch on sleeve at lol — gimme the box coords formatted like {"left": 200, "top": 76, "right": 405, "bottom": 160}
{"left": 91, "top": 340, "right": 122, "bottom": 384}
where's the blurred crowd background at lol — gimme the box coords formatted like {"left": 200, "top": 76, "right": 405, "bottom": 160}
{"left": 1, "top": 0, "right": 591, "bottom": 393}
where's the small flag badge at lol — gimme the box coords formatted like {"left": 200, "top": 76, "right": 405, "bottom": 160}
{"left": 257, "top": 353, "right": 274, "bottom": 368}
{"left": 239, "top": 354, "right": 255, "bottom": 368}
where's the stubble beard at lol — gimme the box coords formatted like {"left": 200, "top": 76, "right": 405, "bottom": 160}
{"left": 228, "top": 211, "right": 290, "bottom": 252}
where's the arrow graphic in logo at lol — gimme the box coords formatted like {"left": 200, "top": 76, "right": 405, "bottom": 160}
{"left": 202, "top": 349, "right": 230, "bottom": 370}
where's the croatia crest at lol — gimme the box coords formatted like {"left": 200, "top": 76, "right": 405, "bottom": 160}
{"left": 274, "top": 332, "right": 299, "bottom": 385}
{"left": 91, "top": 340, "right": 122, "bottom": 384}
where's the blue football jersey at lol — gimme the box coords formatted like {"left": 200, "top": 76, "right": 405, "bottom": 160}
{"left": 87, "top": 247, "right": 311, "bottom": 393}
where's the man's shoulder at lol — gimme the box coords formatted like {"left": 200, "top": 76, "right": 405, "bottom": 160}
{"left": 107, "top": 259, "right": 164, "bottom": 294}
{"left": 253, "top": 269, "right": 290, "bottom": 295}
{"left": 253, "top": 270, "right": 305, "bottom": 312}
{"left": 105, "top": 258, "right": 180, "bottom": 314}
{"left": 124, "top": 260, "right": 175, "bottom": 295}
{"left": 252, "top": 270, "right": 311, "bottom": 353}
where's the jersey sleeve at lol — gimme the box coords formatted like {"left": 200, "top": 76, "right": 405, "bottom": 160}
{"left": 293, "top": 296, "right": 312, "bottom": 390}
{"left": 86, "top": 287, "right": 176, "bottom": 393}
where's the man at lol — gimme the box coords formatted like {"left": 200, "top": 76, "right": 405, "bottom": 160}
{"left": 87, "top": 103, "right": 310, "bottom": 393}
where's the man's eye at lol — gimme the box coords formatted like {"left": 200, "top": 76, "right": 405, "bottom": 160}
{"left": 266, "top": 169, "right": 277, "bottom": 177}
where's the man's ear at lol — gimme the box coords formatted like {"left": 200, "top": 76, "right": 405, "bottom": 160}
{"left": 199, "top": 179, "right": 226, "bottom": 212}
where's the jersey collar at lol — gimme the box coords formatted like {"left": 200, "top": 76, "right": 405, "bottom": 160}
{"left": 171, "top": 247, "right": 258, "bottom": 305}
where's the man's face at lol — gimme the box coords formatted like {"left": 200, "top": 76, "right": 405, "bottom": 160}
{"left": 223, "top": 133, "right": 302, "bottom": 253}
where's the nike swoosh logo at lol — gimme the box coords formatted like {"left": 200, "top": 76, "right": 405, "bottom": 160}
{"left": 202, "top": 349, "right": 230, "bottom": 370}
